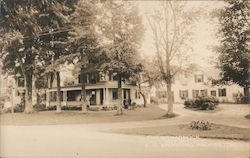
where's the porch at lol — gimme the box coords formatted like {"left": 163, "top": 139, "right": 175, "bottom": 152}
{"left": 46, "top": 87, "right": 139, "bottom": 109}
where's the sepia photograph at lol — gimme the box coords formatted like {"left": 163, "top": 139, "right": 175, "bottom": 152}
{"left": 0, "top": 0, "right": 249, "bottom": 157}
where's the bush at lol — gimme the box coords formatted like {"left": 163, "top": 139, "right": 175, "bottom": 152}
{"left": 184, "top": 96, "right": 219, "bottom": 110}
{"left": 150, "top": 96, "right": 159, "bottom": 104}
{"left": 240, "top": 95, "right": 249, "bottom": 104}
{"left": 34, "top": 104, "right": 46, "bottom": 111}
{"left": 62, "top": 106, "right": 81, "bottom": 110}
{"left": 190, "top": 120, "right": 212, "bottom": 130}
{"left": 46, "top": 106, "right": 56, "bottom": 111}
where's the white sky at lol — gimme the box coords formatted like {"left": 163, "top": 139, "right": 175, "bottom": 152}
{"left": 137, "top": 1, "right": 225, "bottom": 67}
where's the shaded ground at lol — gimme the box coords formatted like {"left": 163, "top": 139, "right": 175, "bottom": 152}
{"left": 0, "top": 105, "right": 166, "bottom": 125}
{"left": 112, "top": 124, "right": 250, "bottom": 141}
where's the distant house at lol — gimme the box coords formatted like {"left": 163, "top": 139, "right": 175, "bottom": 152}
{"left": 150, "top": 66, "right": 243, "bottom": 103}
{"left": 0, "top": 70, "right": 24, "bottom": 108}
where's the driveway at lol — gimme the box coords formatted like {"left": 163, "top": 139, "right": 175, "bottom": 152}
{"left": 159, "top": 103, "right": 250, "bottom": 129}
{"left": 1, "top": 124, "right": 249, "bottom": 158}
{"left": 0, "top": 103, "right": 249, "bottom": 158}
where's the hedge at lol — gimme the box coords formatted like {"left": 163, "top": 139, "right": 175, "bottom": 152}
{"left": 184, "top": 96, "right": 219, "bottom": 110}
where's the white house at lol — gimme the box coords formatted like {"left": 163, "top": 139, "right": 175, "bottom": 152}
{"left": 150, "top": 66, "right": 244, "bottom": 103}
{"left": 46, "top": 69, "right": 145, "bottom": 109}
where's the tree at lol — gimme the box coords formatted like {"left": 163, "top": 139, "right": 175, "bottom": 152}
{"left": 68, "top": 0, "right": 102, "bottom": 112}
{"left": 135, "top": 58, "right": 161, "bottom": 107}
{"left": 0, "top": 0, "right": 77, "bottom": 113}
{"left": 215, "top": 0, "right": 250, "bottom": 100}
{"left": 36, "top": 0, "right": 76, "bottom": 113}
{"left": 99, "top": 1, "right": 144, "bottom": 115}
{"left": 0, "top": 0, "right": 46, "bottom": 113}
{"left": 147, "top": 1, "right": 199, "bottom": 116}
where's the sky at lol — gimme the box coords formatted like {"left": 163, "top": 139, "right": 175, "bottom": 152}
{"left": 137, "top": 1, "right": 225, "bottom": 67}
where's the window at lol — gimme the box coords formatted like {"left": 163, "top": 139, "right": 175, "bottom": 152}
{"left": 17, "top": 78, "right": 25, "bottom": 87}
{"left": 194, "top": 75, "right": 204, "bottom": 83}
{"left": 179, "top": 90, "right": 188, "bottom": 99}
{"left": 78, "top": 74, "right": 88, "bottom": 84}
{"left": 218, "top": 88, "right": 226, "bottom": 97}
{"left": 192, "top": 90, "right": 199, "bottom": 98}
{"left": 200, "top": 89, "right": 207, "bottom": 97}
{"left": 211, "top": 90, "right": 216, "bottom": 96}
{"left": 112, "top": 89, "right": 118, "bottom": 100}
{"left": 156, "top": 91, "right": 167, "bottom": 98}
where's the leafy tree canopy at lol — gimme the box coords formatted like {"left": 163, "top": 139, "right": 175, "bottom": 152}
{"left": 215, "top": 0, "right": 249, "bottom": 88}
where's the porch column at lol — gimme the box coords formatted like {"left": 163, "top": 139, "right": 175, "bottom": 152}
{"left": 63, "top": 91, "right": 67, "bottom": 106}
{"left": 103, "top": 88, "right": 106, "bottom": 105}
{"left": 106, "top": 88, "right": 109, "bottom": 106}
{"left": 96, "top": 89, "right": 100, "bottom": 105}
{"left": 46, "top": 90, "right": 50, "bottom": 107}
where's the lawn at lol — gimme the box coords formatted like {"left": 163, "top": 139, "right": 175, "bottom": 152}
{"left": 112, "top": 123, "right": 250, "bottom": 141}
{"left": 0, "top": 105, "right": 167, "bottom": 125}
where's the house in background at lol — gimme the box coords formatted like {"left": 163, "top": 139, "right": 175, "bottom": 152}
{"left": 150, "top": 65, "right": 243, "bottom": 103}
{"left": 0, "top": 70, "right": 24, "bottom": 108}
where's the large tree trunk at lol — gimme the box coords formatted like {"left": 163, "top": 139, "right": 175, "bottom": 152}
{"left": 80, "top": 73, "right": 87, "bottom": 112}
{"left": 140, "top": 91, "right": 147, "bottom": 108}
{"left": 244, "top": 86, "right": 249, "bottom": 103}
{"left": 166, "top": 81, "right": 173, "bottom": 115}
{"left": 117, "top": 74, "right": 123, "bottom": 115}
{"left": 47, "top": 73, "right": 54, "bottom": 107}
{"left": 138, "top": 84, "right": 147, "bottom": 107}
{"left": 24, "top": 71, "right": 33, "bottom": 113}
{"left": 56, "top": 72, "right": 62, "bottom": 113}
{"left": 244, "top": 87, "right": 249, "bottom": 96}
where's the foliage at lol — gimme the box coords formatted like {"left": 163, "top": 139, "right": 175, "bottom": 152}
{"left": 150, "top": 96, "right": 159, "bottom": 105}
{"left": 184, "top": 96, "right": 219, "bottom": 110}
{"left": 63, "top": 76, "right": 75, "bottom": 86}
{"left": 99, "top": 1, "right": 144, "bottom": 79}
{"left": 33, "top": 104, "right": 46, "bottom": 111}
{"left": 98, "top": 1, "right": 144, "bottom": 114}
{"left": 215, "top": 0, "right": 250, "bottom": 93}
{"left": 190, "top": 120, "right": 212, "bottom": 130}
{"left": 147, "top": 1, "right": 200, "bottom": 115}
{"left": 0, "top": 0, "right": 77, "bottom": 112}
{"left": 46, "top": 106, "right": 57, "bottom": 111}
{"left": 232, "top": 92, "right": 248, "bottom": 104}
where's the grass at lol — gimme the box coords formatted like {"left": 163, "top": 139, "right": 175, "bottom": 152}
{"left": 0, "top": 105, "right": 167, "bottom": 125}
{"left": 113, "top": 123, "right": 250, "bottom": 141}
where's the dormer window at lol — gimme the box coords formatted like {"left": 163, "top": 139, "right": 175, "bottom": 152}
{"left": 194, "top": 75, "right": 204, "bottom": 83}
{"left": 17, "top": 77, "right": 25, "bottom": 87}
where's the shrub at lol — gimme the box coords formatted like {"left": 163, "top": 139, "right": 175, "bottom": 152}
{"left": 240, "top": 95, "right": 249, "bottom": 104}
{"left": 184, "top": 96, "right": 219, "bottom": 110}
{"left": 150, "top": 96, "right": 159, "bottom": 104}
{"left": 34, "top": 104, "right": 46, "bottom": 111}
{"left": 190, "top": 120, "right": 212, "bottom": 130}
{"left": 184, "top": 99, "right": 193, "bottom": 108}
{"left": 62, "top": 106, "right": 81, "bottom": 110}
{"left": 46, "top": 106, "right": 56, "bottom": 111}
